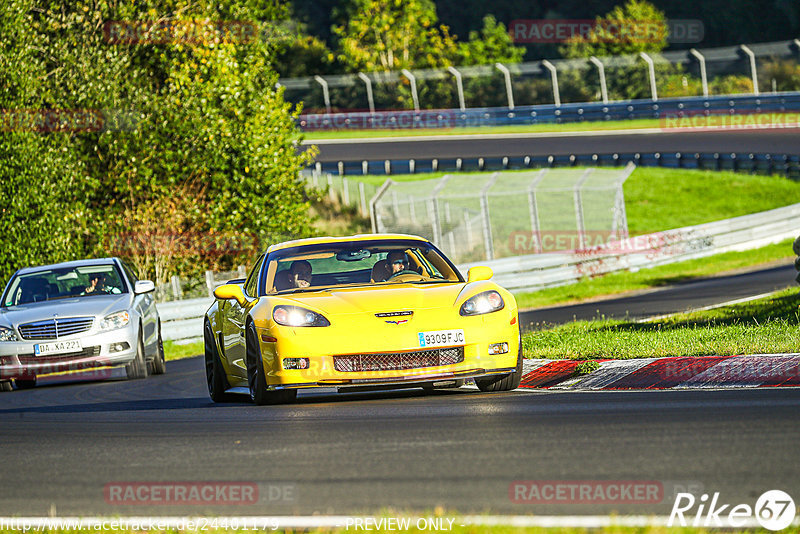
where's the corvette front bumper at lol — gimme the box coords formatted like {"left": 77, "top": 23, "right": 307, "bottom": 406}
{"left": 255, "top": 311, "right": 521, "bottom": 390}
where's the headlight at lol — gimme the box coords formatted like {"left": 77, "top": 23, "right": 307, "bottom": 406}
{"left": 273, "top": 305, "right": 330, "bottom": 327}
{"left": 0, "top": 326, "right": 18, "bottom": 342}
{"left": 460, "top": 290, "right": 504, "bottom": 316}
{"left": 99, "top": 311, "right": 130, "bottom": 331}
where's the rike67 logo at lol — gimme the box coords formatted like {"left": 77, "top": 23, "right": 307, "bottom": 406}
{"left": 669, "top": 490, "right": 796, "bottom": 530}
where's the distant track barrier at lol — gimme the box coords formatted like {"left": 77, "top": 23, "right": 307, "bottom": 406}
{"left": 311, "top": 152, "right": 800, "bottom": 180}
{"left": 299, "top": 92, "right": 800, "bottom": 132}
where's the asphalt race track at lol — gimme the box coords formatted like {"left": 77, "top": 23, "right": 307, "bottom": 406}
{"left": 520, "top": 263, "right": 797, "bottom": 329}
{"left": 2, "top": 358, "right": 800, "bottom": 517}
{"left": 305, "top": 128, "right": 800, "bottom": 162}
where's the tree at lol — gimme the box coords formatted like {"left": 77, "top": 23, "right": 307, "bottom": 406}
{"left": 333, "top": 0, "right": 458, "bottom": 72}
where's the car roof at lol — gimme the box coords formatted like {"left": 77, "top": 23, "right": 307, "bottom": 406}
{"left": 266, "top": 234, "right": 430, "bottom": 253}
{"left": 16, "top": 258, "right": 121, "bottom": 276}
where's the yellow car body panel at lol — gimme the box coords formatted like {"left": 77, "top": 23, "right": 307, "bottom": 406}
{"left": 205, "top": 234, "right": 521, "bottom": 396}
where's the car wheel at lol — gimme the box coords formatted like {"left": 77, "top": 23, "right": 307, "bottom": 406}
{"left": 125, "top": 330, "right": 148, "bottom": 379}
{"left": 205, "top": 322, "right": 235, "bottom": 403}
{"left": 475, "top": 336, "right": 523, "bottom": 392}
{"left": 0, "top": 381, "right": 12, "bottom": 392}
{"left": 149, "top": 324, "right": 166, "bottom": 375}
{"left": 14, "top": 377, "right": 37, "bottom": 389}
{"left": 246, "top": 323, "right": 296, "bottom": 406}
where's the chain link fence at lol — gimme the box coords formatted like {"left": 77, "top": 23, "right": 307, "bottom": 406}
{"left": 368, "top": 164, "right": 634, "bottom": 263}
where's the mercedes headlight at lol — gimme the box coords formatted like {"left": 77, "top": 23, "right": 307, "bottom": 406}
{"left": 99, "top": 311, "right": 130, "bottom": 331}
{"left": 273, "top": 306, "right": 330, "bottom": 327}
{"left": 0, "top": 326, "right": 18, "bottom": 342}
{"left": 460, "top": 290, "right": 505, "bottom": 316}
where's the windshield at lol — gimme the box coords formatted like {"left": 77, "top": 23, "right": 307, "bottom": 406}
{"left": 262, "top": 239, "right": 462, "bottom": 295}
{"left": 1, "top": 264, "right": 127, "bottom": 306}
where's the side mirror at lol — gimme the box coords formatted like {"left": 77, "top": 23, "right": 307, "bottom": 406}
{"left": 467, "top": 266, "right": 493, "bottom": 283}
{"left": 213, "top": 284, "right": 248, "bottom": 306}
{"left": 134, "top": 280, "right": 155, "bottom": 294}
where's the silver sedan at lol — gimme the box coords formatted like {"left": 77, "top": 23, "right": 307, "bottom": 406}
{"left": 0, "top": 258, "right": 164, "bottom": 390}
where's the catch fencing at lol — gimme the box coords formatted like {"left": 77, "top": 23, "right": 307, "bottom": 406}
{"left": 370, "top": 164, "right": 634, "bottom": 263}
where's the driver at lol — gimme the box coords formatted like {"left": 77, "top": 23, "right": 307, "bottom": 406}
{"left": 83, "top": 273, "right": 121, "bottom": 295}
{"left": 83, "top": 273, "right": 107, "bottom": 294}
{"left": 289, "top": 260, "right": 312, "bottom": 288}
{"left": 387, "top": 251, "right": 410, "bottom": 276}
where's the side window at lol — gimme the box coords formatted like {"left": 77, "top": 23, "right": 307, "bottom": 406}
{"left": 244, "top": 255, "right": 263, "bottom": 297}
{"left": 120, "top": 261, "right": 139, "bottom": 290}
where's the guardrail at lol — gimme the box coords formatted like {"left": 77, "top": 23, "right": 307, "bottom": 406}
{"left": 159, "top": 202, "right": 800, "bottom": 341}
{"left": 158, "top": 297, "right": 211, "bottom": 342}
{"left": 312, "top": 152, "right": 800, "bottom": 180}
{"left": 461, "top": 202, "right": 800, "bottom": 294}
{"left": 300, "top": 92, "right": 800, "bottom": 131}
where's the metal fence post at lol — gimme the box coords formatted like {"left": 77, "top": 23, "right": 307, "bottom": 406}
{"left": 639, "top": 52, "right": 658, "bottom": 102}
{"left": 573, "top": 169, "right": 594, "bottom": 250}
{"left": 314, "top": 75, "right": 331, "bottom": 114}
{"left": 589, "top": 56, "right": 609, "bottom": 104}
{"left": 170, "top": 275, "right": 183, "bottom": 300}
{"left": 495, "top": 63, "right": 515, "bottom": 110}
{"left": 430, "top": 175, "right": 452, "bottom": 246}
{"left": 447, "top": 66, "right": 466, "bottom": 112}
{"left": 480, "top": 173, "right": 501, "bottom": 260}
{"left": 739, "top": 44, "right": 760, "bottom": 95}
{"left": 205, "top": 270, "right": 215, "bottom": 297}
{"left": 689, "top": 48, "right": 708, "bottom": 97}
{"left": 527, "top": 169, "right": 548, "bottom": 254}
{"left": 357, "top": 72, "right": 375, "bottom": 114}
{"left": 370, "top": 179, "right": 394, "bottom": 233}
{"left": 541, "top": 60, "right": 561, "bottom": 107}
{"left": 401, "top": 69, "right": 420, "bottom": 112}
{"left": 358, "top": 182, "right": 368, "bottom": 216}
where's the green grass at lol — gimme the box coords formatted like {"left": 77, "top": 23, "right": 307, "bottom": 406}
{"left": 0, "top": 527, "right": 784, "bottom": 534}
{"left": 623, "top": 168, "right": 800, "bottom": 235}
{"left": 515, "top": 238, "right": 795, "bottom": 309}
{"left": 302, "top": 118, "right": 663, "bottom": 140}
{"left": 523, "top": 288, "right": 800, "bottom": 360}
{"left": 164, "top": 339, "right": 203, "bottom": 361}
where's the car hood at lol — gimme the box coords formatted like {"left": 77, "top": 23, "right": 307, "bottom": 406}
{"left": 274, "top": 282, "right": 472, "bottom": 316}
{"left": 0, "top": 294, "right": 132, "bottom": 326}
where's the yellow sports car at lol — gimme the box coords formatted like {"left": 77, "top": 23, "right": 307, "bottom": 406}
{"left": 204, "top": 234, "right": 521, "bottom": 404}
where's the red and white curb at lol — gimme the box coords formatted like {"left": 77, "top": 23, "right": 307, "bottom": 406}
{"left": 519, "top": 354, "right": 800, "bottom": 390}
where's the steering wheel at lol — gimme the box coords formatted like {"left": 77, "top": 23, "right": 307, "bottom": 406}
{"left": 388, "top": 270, "right": 422, "bottom": 280}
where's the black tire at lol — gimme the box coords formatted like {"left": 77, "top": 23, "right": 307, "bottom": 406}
{"left": 14, "top": 377, "right": 37, "bottom": 389}
{"left": 475, "top": 339, "right": 523, "bottom": 392}
{"left": 149, "top": 324, "right": 166, "bottom": 375}
{"left": 125, "top": 330, "right": 148, "bottom": 379}
{"left": 205, "top": 322, "right": 235, "bottom": 403}
{"left": 246, "top": 323, "right": 296, "bottom": 405}
{"left": 0, "top": 381, "right": 12, "bottom": 392}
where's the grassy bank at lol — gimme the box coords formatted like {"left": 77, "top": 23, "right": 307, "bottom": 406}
{"left": 515, "top": 239, "right": 795, "bottom": 309}
{"left": 522, "top": 288, "right": 800, "bottom": 360}
{"left": 164, "top": 339, "right": 203, "bottom": 361}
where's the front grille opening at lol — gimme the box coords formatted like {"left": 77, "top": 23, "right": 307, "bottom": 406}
{"left": 334, "top": 346, "right": 465, "bottom": 372}
{"left": 19, "top": 317, "right": 94, "bottom": 340}
{"left": 18, "top": 346, "right": 101, "bottom": 363}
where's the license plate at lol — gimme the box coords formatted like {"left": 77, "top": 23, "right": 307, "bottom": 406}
{"left": 418, "top": 329, "right": 465, "bottom": 348}
{"left": 34, "top": 340, "right": 82, "bottom": 356}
